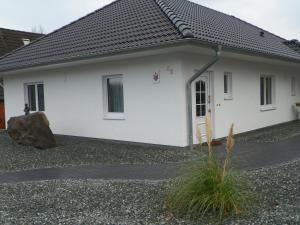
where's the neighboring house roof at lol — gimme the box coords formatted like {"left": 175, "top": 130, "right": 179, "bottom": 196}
{"left": 0, "top": 0, "right": 299, "bottom": 73}
{"left": 0, "top": 28, "right": 43, "bottom": 100}
{"left": 0, "top": 28, "right": 43, "bottom": 57}
{"left": 283, "top": 39, "right": 300, "bottom": 54}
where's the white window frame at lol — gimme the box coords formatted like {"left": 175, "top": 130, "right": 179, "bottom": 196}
{"left": 24, "top": 82, "right": 45, "bottom": 112}
{"left": 260, "top": 75, "right": 276, "bottom": 111}
{"left": 291, "top": 76, "right": 296, "bottom": 96}
{"left": 103, "top": 75, "right": 125, "bottom": 120}
{"left": 224, "top": 72, "right": 233, "bottom": 100}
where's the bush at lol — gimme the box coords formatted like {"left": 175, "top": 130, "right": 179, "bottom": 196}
{"left": 166, "top": 115, "right": 253, "bottom": 221}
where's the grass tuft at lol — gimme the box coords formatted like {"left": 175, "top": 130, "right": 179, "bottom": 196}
{"left": 166, "top": 114, "right": 254, "bottom": 221}
{"left": 166, "top": 159, "right": 252, "bottom": 221}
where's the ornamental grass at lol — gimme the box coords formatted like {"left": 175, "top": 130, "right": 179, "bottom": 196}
{"left": 166, "top": 114, "right": 253, "bottom": 221}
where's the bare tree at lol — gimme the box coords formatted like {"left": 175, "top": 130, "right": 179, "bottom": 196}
{"left": 31, "top": 25, "right": 46, "bottom": 34}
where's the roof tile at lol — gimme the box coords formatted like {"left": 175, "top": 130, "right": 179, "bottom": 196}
{"left": 163, "top": 0, "right": 300, "bottom": 60}
{"left": 0, "top": 0, "right": 182, "bottom": 72}
{"left": 0, "top": 0, "right": 299, "bottom": 72}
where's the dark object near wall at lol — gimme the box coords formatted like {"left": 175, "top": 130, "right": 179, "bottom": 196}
{"left": 7, "top": 112, "right": 56, "bottom": 149}
{"left": 211, "top": 140, "right": 223, "bottom": 146}
{"left": 0, "top": 101, "right": 5, "bottom": 129}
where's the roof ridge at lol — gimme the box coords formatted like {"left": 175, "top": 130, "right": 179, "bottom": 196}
{"left": 0, "top": 0, "right": 121, "bottom": 61}
{"left": 155, "top": 0, "right": 194, "bottom": 38}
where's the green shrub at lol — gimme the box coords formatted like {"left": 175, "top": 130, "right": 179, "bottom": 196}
{"left": 166, "top": 158, "right": 252, "bottom": 220}
{"left": 165, "top": 115, "right": 253, "bottom": 221}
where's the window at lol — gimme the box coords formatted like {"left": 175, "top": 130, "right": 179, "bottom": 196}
{"left": 103, "top": 75, "right": 124, "bottom": 119}
{"left": 224, "top": 72, "right": 233, "bottom": 100}
{"left": 260, "top": 76, "right": 275, "bottom": 109}
{"left": 195, "top": 80, "right": 207, "bottom": 117}
{"left": 25, "top": 82, "right": 45, "bottom": 111}
{"left": 291, "top": 76, "right": 296, "bottom": 96}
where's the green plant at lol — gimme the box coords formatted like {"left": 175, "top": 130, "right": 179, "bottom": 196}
{"left": 166, "top": 114, "right": 253, "bottom": 221}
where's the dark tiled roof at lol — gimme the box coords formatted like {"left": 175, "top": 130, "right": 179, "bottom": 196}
{"left": 0, "top": 0, "right": 299, "bottom": 72}
{"left": 283, "top": 39, "right": 300, "bottom": 54}
{"left": 0, "top": 0, "right": 182, "bottom": 72}
{"left": 0, "top": 28, "right": 43, "bottom": 57}
{"left": 163, "top": 0, "right": 300, "bottom": 60}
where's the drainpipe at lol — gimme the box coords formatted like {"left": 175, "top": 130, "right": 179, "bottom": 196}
{"left": 186, "top": 45, "right": 222, "bottom": 148}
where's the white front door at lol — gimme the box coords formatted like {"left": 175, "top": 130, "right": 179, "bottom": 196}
{"left": 192, "top": 73, "right": 211, "bottom": 144}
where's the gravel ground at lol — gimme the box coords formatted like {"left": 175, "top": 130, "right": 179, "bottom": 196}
{"left": 223, "top": 159, "right": 300, "bottom": 225}
{"left": 0, "top": 159, "right": 299, "bottom": 225}
{"left": 234, "top": 120, "right": 300, "bottom": 143}
{"left": 0, "top": 132, "right": 195, "bottom": 172}
{"left": 0, "top": 120, "right": 299, "bottom": 172}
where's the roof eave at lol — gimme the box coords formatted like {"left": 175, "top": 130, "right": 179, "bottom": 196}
{"left": 215, "top": 41, "right": 300, "bottom": 65}
{"left": 1, "top": 39, "right": 300, "bottom": 74}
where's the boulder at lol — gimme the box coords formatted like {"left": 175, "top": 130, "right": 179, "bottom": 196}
{"left": 7, "top": 112, "right": 56, "bottom": 149}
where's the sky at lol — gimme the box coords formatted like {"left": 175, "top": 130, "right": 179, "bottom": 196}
{"left": 0, "top": 0, "right": 299, "bottom": 40}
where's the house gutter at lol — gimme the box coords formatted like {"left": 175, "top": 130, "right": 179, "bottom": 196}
{"left": 186, "top": 45, "right": 222, "bottom": 148}
{"left": 1, "top": 38, "right": 300, "bottom": 75}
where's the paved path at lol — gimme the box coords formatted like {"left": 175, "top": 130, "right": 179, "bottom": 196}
{"left": 0, "top": 164, "right": 179, "bottom": 183}
{"left": 0, "top": 135, "right": 299, "bottom": 184}
{"left": 229, "top": 134, "right": 300, "bottom": 169}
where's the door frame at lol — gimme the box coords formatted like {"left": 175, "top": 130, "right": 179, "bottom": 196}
{"left": 191, "top": 71, "right": 215, "bottom": 144}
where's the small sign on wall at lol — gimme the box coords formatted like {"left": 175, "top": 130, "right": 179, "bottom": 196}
{"left": 153, "top": 71, "right": 160, "bottom": 84}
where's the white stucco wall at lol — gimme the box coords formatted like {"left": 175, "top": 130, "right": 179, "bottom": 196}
{"left": 3, "top": 50, "right": 300, "bottom": 147}
{"left": 4, "top": 54, "right": 188, "bottom": 146}
{"left": 182, "top": 53, "right": 300, "bottom": 140}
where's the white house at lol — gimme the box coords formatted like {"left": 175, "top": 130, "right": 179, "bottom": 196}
{"left": 0, "top": 0, "right": 300, "bottom": 147}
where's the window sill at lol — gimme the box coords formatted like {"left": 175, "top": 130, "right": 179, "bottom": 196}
{"left": 224, "top": 96, "right": 233, "bottom": 100}
{"left": 260, "top": 105, "right": 276, "bottom": 112}
{"left": 29, "top": 111, "right": 45, "bottom": 113}
{"left": 103, "top": 113, "right": 125, "bottom": 120}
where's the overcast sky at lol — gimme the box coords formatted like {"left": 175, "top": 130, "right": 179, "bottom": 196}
{"left": 0, "top": 0, "right": 299, "bottom": 40}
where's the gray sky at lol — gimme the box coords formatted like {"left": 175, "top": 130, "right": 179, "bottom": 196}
{"left": 0, "top": 0, "right": 299, "bottom": 40}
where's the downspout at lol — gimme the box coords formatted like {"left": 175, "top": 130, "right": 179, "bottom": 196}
{"left": 187, "top": 45, "right": 222, "bottom": 148}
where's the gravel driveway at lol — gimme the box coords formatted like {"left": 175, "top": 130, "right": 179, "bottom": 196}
{"left": 234, "top": 120, "right": 300, "bottom": 143}
{"left": 0, "top": 132, "right": 195, "bottom": 172}
{"left": 0, "top": 159, "right": 299, "bottom": 225}
{"left": 0, "top": 120, "right": 299, "bottom": 172}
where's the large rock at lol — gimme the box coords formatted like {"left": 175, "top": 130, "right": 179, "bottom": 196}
{"left": 7, "top": 112, "right": 56, "bottom": 149}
